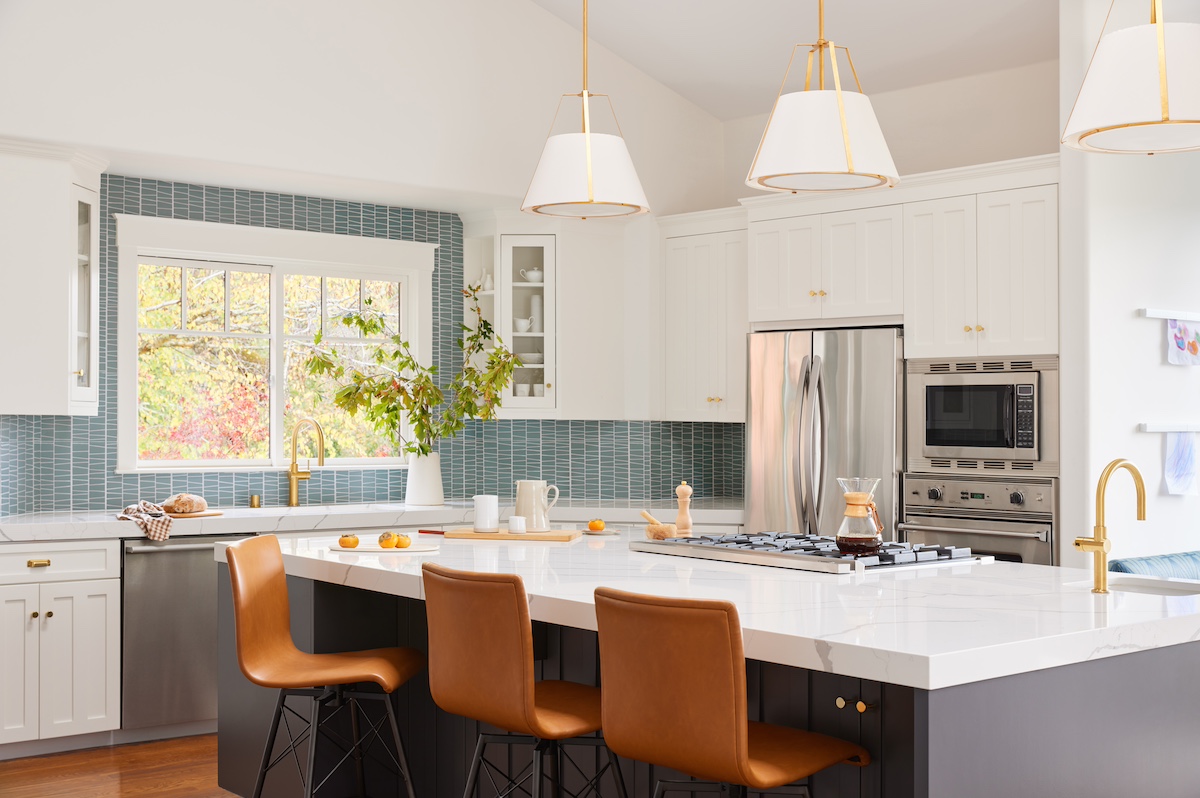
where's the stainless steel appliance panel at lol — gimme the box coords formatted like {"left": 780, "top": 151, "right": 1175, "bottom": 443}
{"left": 746, "top": 328, "right": 902, "bottom": 538}
{"left": 123, "top": 534, "right": 252, "bottom": 730}
{"left": 899, "top": 515, "right": 1053, "bottom": 565}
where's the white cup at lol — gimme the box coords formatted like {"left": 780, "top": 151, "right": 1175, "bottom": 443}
{"left": 473, "top": 495, "right": 499, "bottom": 532}
{"left": 514, "top": 317, "right": 532, "bottom": 333}
{"left": 534, "top": 384, "right": 545, "bottom": 397}
{"left": 520, "top": 268, "right": 544, "bottom": 283}
{"left": 508, "top": 515, "right": 527, "bottom": 534}
{"left": 515, "top": 384, "right": 531, "bottom": 397}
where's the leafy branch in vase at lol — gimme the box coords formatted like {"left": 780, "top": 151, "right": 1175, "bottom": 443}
{"left": 306, "top": 285, "right": 521, "bottom": 456}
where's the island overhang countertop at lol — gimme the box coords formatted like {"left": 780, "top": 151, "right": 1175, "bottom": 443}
{"left": 215, "top": 526, "right": 1200, "bottom": 691}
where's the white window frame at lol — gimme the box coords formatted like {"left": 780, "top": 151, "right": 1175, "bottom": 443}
{"left": 115, "top": 215, "right": 436, "bottom": 473}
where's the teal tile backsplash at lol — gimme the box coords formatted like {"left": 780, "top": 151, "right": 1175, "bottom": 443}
{"left": 0, "top": 176, "right": 743, "bottom": 515}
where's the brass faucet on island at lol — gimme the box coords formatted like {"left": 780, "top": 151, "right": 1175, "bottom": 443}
{"left": 287, "top": 418, "right": 326, "bottom": 507}
{"left": 1074, "top": 458, "right": 1147, "bottom": 593}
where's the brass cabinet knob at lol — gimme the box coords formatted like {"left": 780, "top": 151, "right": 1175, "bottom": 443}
{"left": 46, "top": 611, "right": 53, "bottom": 619}
{"left": 856, "top": 700, "right": 875, "bottom": 714}
{"left": 818, "top": 290, "right": 827, "bottom": 297}
{"left": 975, "top": 325, "right": 984, "bottom": 332}
{"left": 27, "top": 559, "right": 51, "bottom": 568}
{"left": 545, "top": 383, "right": 552, "bottom": 389}
{"left": 714, "top": 397, "right": 723, "bottom": 403}
{"left": 835, "top": 696, "right": 847, "bottom": 709}
{"left": 706, "top": 397, "right": 714, "bottom": 403}
{"left": 30, "top": 612, "right": 38, "bottom": 619}
{"left": 809, "top": 290, "right": 818, "bottom": 297}
{"left": 964, "top": 325, "right": 972, "bottom": 333}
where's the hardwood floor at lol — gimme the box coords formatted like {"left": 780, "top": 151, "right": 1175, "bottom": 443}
{"left": 0, "top": 735, "right": 234, "bottom": 798}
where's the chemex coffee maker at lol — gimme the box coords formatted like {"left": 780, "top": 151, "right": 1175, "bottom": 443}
{"left": 835, "top": 477, "right": 884, "bottom": 555}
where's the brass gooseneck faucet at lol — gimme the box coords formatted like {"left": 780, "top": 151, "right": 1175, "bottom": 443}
{"left": 1074, "top": 458, "right": 1147, "bottom": 593}
{"left": 288, "top": 418, "right": 326, "bottom": 507}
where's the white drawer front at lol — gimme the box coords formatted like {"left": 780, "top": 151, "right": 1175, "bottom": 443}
{"left": 0, "top": 541, "right": 120, "bottom": 585}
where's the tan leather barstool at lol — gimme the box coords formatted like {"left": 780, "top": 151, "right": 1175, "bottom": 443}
{"left": 422, "top": 562, "right": 628, "bottom": 798}
{"left": 226, "top": 535, "right": 426, "bottom": 798}
{"left": 594, "top": 587, "right": 870, "bottom": 798}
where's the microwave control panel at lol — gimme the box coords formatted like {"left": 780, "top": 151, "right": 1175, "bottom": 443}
{"left": 903, "top": 475, "right": 1055, "bottom": 512}
{"left": 1016, "top": 384, "right": 1036, "bottom": 448}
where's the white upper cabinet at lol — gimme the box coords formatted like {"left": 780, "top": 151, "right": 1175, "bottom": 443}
{"left": 0, "top": 140, "right": 106, "bottom": 417}
{"left": 904, "top": 196, "right": 979, "bottom": 359}
{"left": 904, "top": 185, "right": 1058, "bottom": 358}
{"left": 975, "top": 185, "right": 1059, "bottom": 357}
{"left": 748, "top": 206, "right": 902, "bottom": 323}
{"left": 498, "top": 234, "right": 557, "bottom": 416}
{"left": 661, "top": 230, "right": 748, "bottom": 422}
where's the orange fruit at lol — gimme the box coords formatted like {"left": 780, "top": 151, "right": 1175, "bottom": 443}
{"left": 378, "top": 531, "right": 397, "bottom": 548}
{"left": 396, "top": 534, "right": 412, "bottom": 549}
{"left": 588, "top": 519, "right": 606, "bottom": 532}
{"left": 339, "top": 534, "right": 360, "bottom": 549}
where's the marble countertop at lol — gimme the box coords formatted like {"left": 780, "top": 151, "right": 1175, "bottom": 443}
{"left": 0, "top": 498, "right": 745, "bottom": 542}
{"left": 216, "top": 526, "right": 1200, "bottom": 691}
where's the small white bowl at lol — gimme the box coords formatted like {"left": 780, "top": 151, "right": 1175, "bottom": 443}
{"left": 523, "top": 353, "right": 544, "bottom": 364}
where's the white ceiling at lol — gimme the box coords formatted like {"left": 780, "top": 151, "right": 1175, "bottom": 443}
{"left": 527, "top": 0, "right": 1058, "bottom": 121}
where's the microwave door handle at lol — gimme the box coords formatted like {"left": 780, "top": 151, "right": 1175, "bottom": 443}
{"left": 812, "top": 356, "right": 828, "bottom": 529}
{"left": 1004, "top": 388, "right": 1015, "bottom": 448}
{"left": 897, "top": 523, "right": 1048, "bottom": 543}
{"left": 796, "top": 355, "right": 812, "bottom": 533}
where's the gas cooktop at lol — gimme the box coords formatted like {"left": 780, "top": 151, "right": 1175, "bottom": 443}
{"left": 629, "top": 533, "right": 994, "bottom": 575}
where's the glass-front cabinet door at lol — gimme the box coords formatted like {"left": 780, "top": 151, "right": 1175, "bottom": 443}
{"left": 499, "top": 234, "right": 556, "bottom": 416}
{"left": 69, "top": 184, "right": 100, "bottom": 410}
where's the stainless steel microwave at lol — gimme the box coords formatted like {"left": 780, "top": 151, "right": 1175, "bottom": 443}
{"left": 906, "top": 357, "right": 1059, "bottom": 476}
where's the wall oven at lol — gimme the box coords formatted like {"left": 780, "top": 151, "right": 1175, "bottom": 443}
{"left": 906, "top": 356, "right": 1058, "bottom": 476}
{"left": 899, "top": 474, "right": 1056, "bottom": 565}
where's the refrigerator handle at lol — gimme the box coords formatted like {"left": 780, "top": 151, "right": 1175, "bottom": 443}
{"left": 813, "top": 355, "right": 828, "bottom": 528}
{"left": 795, "top": 355, "right": 812, "bottom": 529}
{"left": 801, "top": 356, "right": 821, "bottom": 535}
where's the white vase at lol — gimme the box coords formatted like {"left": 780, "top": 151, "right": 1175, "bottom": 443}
{"left": 405, "top": 452, "right": 445, "bottom": 507}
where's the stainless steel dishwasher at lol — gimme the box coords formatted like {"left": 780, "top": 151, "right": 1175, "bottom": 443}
{"left": 122, "top": 534, "right": 253, "bottom": 730}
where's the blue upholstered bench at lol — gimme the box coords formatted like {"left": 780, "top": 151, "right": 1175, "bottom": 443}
{"left": 1109, "top": 552, "right": 1200, "bottom": 581}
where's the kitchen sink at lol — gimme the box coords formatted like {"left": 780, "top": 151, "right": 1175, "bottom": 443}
{"left": 1068, "top": 574, "right": 1200, "bottom": 596}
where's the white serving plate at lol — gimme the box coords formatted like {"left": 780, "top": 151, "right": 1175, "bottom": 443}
{"left": 329, "top": 542, "right": 439, "bottom": 554}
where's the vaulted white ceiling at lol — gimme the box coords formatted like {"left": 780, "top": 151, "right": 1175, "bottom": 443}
{"left": 527, "top": 0, "right": 1058, "bottom": 120}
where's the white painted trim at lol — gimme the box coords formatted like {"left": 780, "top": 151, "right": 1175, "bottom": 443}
{"left": 0, "top": 136, "right": 108, "bottom": 178}
{"left": 116, "top": 215, "right": 436, "bottom": 473}
{"left": 1139, "top": 423, "right": 1200, "bottom": 433}
{"left": 1140, "top": 308, "right": 1200, "bottom": 323}
{"left": 656, "top": 206, "right": 748, "bottom": 238}
{"left": 739, "top": 154, "right": 1060, "bottom": 223}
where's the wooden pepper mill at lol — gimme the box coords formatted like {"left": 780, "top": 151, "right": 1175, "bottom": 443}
{"left": 675, "top": 480, "right": 693, "bottom": 536}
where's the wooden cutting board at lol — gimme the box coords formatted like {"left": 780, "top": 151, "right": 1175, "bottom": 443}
{"left": 445, "top": 528, "right": 582, "bottom": 542}
{"left": 166, "top": 510, "right": 224, "bottom": 519}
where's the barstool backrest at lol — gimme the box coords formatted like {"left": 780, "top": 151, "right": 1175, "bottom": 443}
{"left": 421, "top": 563, "right": 538, "bottom": 735}
{"left": 594, "top": 587, "right": 751, "bottom": 785}
{"left": 225, "top": 535, "right": 301, "bottom": 686}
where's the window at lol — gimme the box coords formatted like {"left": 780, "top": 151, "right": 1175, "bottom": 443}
{"left": 116, "top": 216, "right": 436, "bottom": 472}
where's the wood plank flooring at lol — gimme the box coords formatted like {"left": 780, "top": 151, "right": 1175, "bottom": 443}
{"left": 0, "top": 734, "right": 233, "bottom": 798}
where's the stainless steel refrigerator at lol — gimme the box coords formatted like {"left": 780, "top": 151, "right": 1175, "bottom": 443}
{"left": 745, "top": 328, "right": 903, "bottom": 538}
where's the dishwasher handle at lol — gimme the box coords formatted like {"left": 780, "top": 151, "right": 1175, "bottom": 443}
{"left": 897, "top": 523, "right": 1048, "bottom": 543}
{"left": 125, "top": 543, "right": 220, "bottom": 554}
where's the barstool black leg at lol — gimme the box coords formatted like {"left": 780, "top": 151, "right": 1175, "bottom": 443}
{"left": 383, "top": 693, "right": 418, "bottom": 798}
{"left": 606, "top": 745, "right": 629, "bottom": 798}
{"left": 462, "top": 735, "right": 486, "bottom": 798}
{"left": 253, "top": 690, "right": 286, "bottom": 798}
{"left": 304, "top": 695, "right": 321, "bottom": 798}
{"left": 531, "top": 739, "right": 545, "bottom": 798}
{"left": 349, "top": 695, "right": 367, "bottom": 797}
{"left": 546, "top": 740, "right": 562, "bottom": 798}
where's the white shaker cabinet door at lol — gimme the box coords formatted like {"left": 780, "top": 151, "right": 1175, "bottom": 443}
{"left": 747, "top": 215, "right": 822, "bottom": 322}
{"left": 38, "top": 579, "right": 120, "bottom": 739}
{"left": 0, "top": 584, "right": 39, "bottom": 744}
{"left": 976, "top": 186, "right": 1059, "bottom": 357}
{"left": 903, "top": 196, "right": 979, "bottom": 359}
{"left": 821, "top": 205, "right": 904, "bottom": 319}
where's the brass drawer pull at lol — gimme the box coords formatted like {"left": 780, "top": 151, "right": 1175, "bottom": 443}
{"left": 30, "top": 612, "right": 38, "bottom": 619}
{"left": 27, "top": 559, "right": 51, "bottom": 568}
{"left": 818, "top": 290, "right": 827, "bottom": 297}
{"left": 809, "top": 290, "right": 818, "bottom": 297}
{"left": 835, "top": 696, "right": 847, "bottom": 709}
{"left": 46, "top": 611, "right": 53, "bottom": 619}
{"left": 856, "top": 700, "right": 875, "bottom": 714}
{"left": 964, "top": 325, "right": 972, "bottom": 333}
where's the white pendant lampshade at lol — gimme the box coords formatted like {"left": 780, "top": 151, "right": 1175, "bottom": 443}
{"left": 522, "top": 0, "right": 649, "bottom": 218}
{"left": 747, "top": 0, "right": 898, "bottom": 193}
{"left": 1063, "top": 11, "right": 1200, "bottom": 154}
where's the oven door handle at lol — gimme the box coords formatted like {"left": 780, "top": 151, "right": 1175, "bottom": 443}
{"left": 897, "top": 523, "right": 1048, "bottom": 543}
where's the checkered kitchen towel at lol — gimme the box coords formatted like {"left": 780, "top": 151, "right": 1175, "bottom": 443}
{"left": 117, "top": 500, "right": 173, "bottom": 541}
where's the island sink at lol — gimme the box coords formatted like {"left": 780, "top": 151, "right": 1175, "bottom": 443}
{"left": 1068, "top": 573, "right": 1200, "bottom": 597}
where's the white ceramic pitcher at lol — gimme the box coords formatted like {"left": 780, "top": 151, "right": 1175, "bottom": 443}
{"left": 514, "top": 479, "right": 559, "bottom": 532}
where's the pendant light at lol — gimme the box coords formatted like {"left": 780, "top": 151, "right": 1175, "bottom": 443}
{"left": 746, "top": 0, "right": 898, "bottom": 192}
{"left": 521, "top": 0, "right": 649, "bottom": 218}
{"left": 1063, "top": 0, "right": 1200, "bottom": 154}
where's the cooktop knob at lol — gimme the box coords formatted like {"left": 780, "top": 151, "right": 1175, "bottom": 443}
{"left": 1010, "top": 491, "right": 1025, "bottom": 505}
{"left": 927, "top": 487, "right": 943, "bottom": 501}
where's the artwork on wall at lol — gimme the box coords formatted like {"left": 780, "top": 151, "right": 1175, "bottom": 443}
{"left": 1168, "top": 319, "right": 1200, "bottom": 365}
{"left": 1165, "top": 432, "right": 1199, "bottom": 496}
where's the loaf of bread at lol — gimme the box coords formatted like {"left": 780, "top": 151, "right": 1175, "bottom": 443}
{"left": 162, "top": 493, "right": 208, "bottom": 514}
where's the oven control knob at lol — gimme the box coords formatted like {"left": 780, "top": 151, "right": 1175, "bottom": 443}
{"left": 1010, "top": 491, "right": 1025, "bottom": 505}
{"left": 927, "top": 488, "right": 943, "bottom": 501}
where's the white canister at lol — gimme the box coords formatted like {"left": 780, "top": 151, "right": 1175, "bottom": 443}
{"left": 530, "top": 294, "right": 543, "bottom": 332}
{"left": 515, "top": 384, "right": 531, "bottom": 397}
{"left": 508, "top": 515, "right": 527, "bottom": 534}
{"left": 534, "top": 384, "right": 545, "bottom": 397}
{"left": 473, "top": 495, "right": 499, "bottom": 532}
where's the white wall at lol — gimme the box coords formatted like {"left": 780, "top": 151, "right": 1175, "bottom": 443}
{"left": 721, "top": 60, "right": 1061, "bottom": 207}
{"left": 0, "top": 0, "right": 726, "bottom": 216}
{"left": 1061, "top": 0, "right": 1200, "bottom": 561}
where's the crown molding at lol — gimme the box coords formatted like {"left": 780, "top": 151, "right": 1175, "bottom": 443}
{"left": 0, "top": 136, "right": 109, "bottom": 173}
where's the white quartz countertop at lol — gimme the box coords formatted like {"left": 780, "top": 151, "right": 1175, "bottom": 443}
{"left": 0, "top": 498, "right": 745, "bottom": 542}
{"left": 215, "top": 526, "right": 1200, "bottom": 691}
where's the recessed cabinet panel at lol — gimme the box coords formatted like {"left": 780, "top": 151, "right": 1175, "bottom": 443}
{"left": 747, "top": 215, "right": 821, "bottom": 322}
{"left": 38, "top": 579, "right": 120, "bottom": 739}
{"left": 0, "top": 585, "right": 39, "bottom": 744}
{"left": 820, "top": 206, "right": 904, "bottom": 319}
{"left": 903, "top": 196, "right": 979, "bottom": 359}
